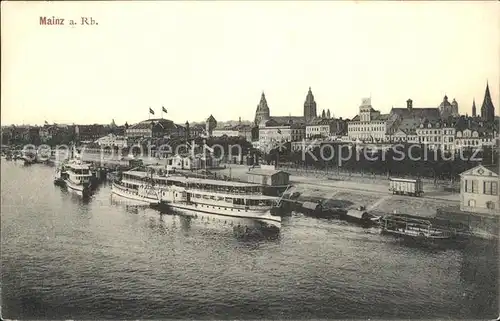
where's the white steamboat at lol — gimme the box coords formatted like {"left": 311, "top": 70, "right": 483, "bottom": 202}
{"left": 63, "top": 159, "right": 93, "bottom": 197}
{"left": 110, "top": 168, "right": 161, "bottom": 205}
{"left": 157, "top": 176, "right": 282, "bottom": 228}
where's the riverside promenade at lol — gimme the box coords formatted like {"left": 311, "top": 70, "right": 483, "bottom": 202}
{"left": 75, "top": 152, "right": 460, "bottom": 218}
{"left": 212, "top": 164, "right": 460, "bottom": 218}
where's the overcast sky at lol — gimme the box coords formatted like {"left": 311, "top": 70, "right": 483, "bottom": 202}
{"left": 1, "top": 1, "right": 499, "bottom": 126}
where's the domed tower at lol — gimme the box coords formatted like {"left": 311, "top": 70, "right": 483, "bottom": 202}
{"left": 304, "top": 87, "right": 317, "bottom": 123}
{"left": 254, "top": 92, "right": 270, "bottom": 127}
{"left": 438, "top": 95, "right": 452, "bottom": 119}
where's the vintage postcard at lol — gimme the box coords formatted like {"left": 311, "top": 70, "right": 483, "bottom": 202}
{"left": 1, "top": 1, "right": 499, "bottom": 320}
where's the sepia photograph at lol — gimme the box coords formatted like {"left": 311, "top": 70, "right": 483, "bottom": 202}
{"left": 1, "top": 1, "right": 499, "bottom": 320}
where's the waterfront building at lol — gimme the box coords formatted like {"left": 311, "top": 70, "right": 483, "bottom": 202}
{"left": 247, "top": 166, "right": 290, "bottom": 189}
{"left": 95, "top": 133, "right": 128, "bottom": 148}
{"left": 165, "top": 153, "right": 220, "bottom": 170}
{"left": 454, "top": 128, "right": 498, "bottom": 150}
{"left": 347, "top": 98, "right": 392, "bottom": 142}
{"left": 189, "top": 123, "right": 206, "bottom": 138}
{"left": 125, "top": 118, "right": 186, "bottom": 139}
{"left": 452, "top": 116, "right": 499, "bottom": 151}
{"left": 388, "top": 99, "right": 441, "bottom": 136}
{"left": 7, "top": 126, "right": 43, "bottom": 145}
{"left": 460, "top": 164, "right": 499, "bottom": 215}
{"left": 212, "top": 122, "right": 253, "bottom": 142}
{"left": 258, "top": 123, "right": 305, "bottom": 150}
{"left": 415, "top": 120, "right": 456, "bottom": 151}
{"left": 37, "top": 124, "right": 75, "bottom": 144}
{"left": 306, "top": 118, "right": 347, "bottom": 139}
{"left": 75, "top": 124, "right": 107, "bottom": 143}
{"left": 480, "top": 82, "right": 496, "bottom": 122}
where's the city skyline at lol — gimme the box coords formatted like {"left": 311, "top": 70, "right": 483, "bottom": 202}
{"left": 1, "top": 1, "right": 499, "bottom": 126}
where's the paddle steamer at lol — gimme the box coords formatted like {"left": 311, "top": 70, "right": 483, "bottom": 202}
{"left": 110, "top": 168, "right": 161, "bottom": 205}
{"left": 156, "top": 175, "right": 282, "bottom": 228}
{"left": 63, "top": 159, "right": 93, "bottom": 197}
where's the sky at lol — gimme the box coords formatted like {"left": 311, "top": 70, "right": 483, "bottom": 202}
{"left": 1, "top": 1, "right": 499, "bottom": 126}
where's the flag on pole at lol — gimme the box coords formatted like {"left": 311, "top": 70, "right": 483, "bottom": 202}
{"left": 149, "top": 108, "right": 155, "bottom": 115}
{"left": 162, "top": 106, "right": 167, "bottom": 113}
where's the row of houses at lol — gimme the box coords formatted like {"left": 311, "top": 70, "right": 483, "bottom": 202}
{"left": 1, "top": 123, "right": 124, "bottom": 145}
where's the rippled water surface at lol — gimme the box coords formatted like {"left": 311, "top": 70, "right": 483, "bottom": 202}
{"left": 1, "top": 161, "right": 498, "bottom": 319}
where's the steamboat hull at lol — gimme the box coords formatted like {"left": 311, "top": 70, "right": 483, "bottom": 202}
{"left": 380, "top": 229, "right": 466, "bottom": 249}
{"left": 53, "top": 178, "right": 66, "bottom": 187}
{"left": 157, "top": 201, "right": 281, "bottom": 229}
{"left": 64, "top": 179, "right": 90, "bottom": 198}
{"left": 111, "top": 182, "right": 160, "bottom": 206}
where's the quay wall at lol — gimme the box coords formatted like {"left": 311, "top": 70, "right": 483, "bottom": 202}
{"left": 436, "top": 206, "right": 500, "bottom": 240}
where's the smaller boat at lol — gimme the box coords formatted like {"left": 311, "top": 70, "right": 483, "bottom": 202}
{"left": 53, "top": 163, "right": 68, "bottom": 187}
{"left": 380, "top": 214, "right": 456, "bottom": 245}
{"left": 300, "top": 201, "right": 346, "bottom": 219}
{"left": 344, "top": 206, "right": 381, "bottom": 227}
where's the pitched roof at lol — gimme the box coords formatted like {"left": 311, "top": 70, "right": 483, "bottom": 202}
{"left": 247, "top": 168, "right": 290, "bottom": 176}
{"left": 460, "top": 164, "right": 499, "bottom": 176}
{"left": 129, "top": 118, "right": 177, "bottom": 130}
{"left": 374, "top": 114, "right": 391, "bottom": 121}
{"left": 483, "top": 164, "right": 500, "bottom": 175}
{"left": 390, "top": 107, "right": 441, "bottom": 121}
{"left": 269, "top": 116, "right": 305, "bottom": 125}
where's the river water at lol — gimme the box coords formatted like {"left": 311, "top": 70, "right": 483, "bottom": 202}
{"left": 1, "top": 160, "right": 498, "bottom": 319}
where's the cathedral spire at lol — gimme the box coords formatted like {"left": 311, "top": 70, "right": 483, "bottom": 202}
{"left": 480, "top": 81, "right": 495, "bottom": 122}
{"left": 472, "top": 98, "right": 477, "bottom": 117}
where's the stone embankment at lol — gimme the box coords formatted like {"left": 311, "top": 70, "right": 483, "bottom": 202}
{"left": 213, "top": 164, "right": 460, "bottom": 218}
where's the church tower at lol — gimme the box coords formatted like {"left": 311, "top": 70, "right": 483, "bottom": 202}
{"left": 451, "top": 99, "right": 459, "bottom": 117}
{"left": 304, "top": 87, "right": 317, "bottom": 123}
{"left": 480, "top": 82, "right": 495, "bottom": 122}
{"left": 254, "top": 92, "right": 270, "bottom": 127}
{"left": 472, "top": 99, "right": 477, "bottom": 117}
{"left": 326, "top": 109, "right": 331, "bottom": 119}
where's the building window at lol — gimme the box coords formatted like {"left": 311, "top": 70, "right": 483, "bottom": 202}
{"left": 465, "top": 179, "right": 479, "bottom": 193}
{"left": 486, "top": 201, "right": 495, "bottom": 210}
{"left": 484, "top": 181, "right": 498, "bottom": 195}
{"left": 468, "top": 199, "right": 476, "bottom": 207}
